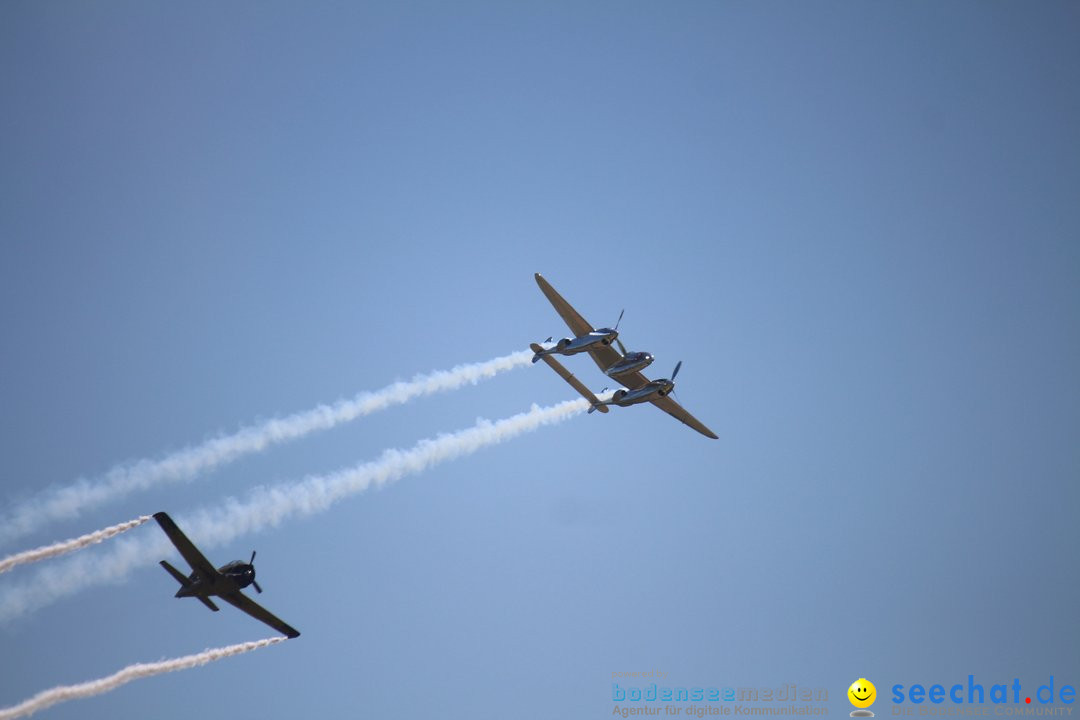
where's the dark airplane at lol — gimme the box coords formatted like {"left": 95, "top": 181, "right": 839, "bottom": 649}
{"left": 154, "top": 512, "right": 300, "bottom": 639}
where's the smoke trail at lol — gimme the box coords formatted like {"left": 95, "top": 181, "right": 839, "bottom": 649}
{"left": 0, "top": 636, "right": 286, "bottom": 720}
{"left": 0, "top": 516, "right": 150, "bottom": 575}
{"left": 0, "top": 349, "right": 533, "bottom": 546}
{"left": 0, "top": 398, "right": 589, "bottom": 623}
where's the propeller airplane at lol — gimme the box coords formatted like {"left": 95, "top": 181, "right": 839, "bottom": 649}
{"left": 531, "top": 273, "right": 718, "bottom": 439}
{"left": 153, "top": 511, "right": 301, "bottom": 639}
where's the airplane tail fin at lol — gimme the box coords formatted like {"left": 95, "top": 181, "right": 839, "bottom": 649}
{"left": 161, "top": 560, "right": 219, "bottom": 611}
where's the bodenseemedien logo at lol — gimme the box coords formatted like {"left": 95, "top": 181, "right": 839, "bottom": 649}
{"left": 610, "top": 674, "right": 829, "bottom": 717}
{"left": 848, "top": 678, "right": 876, "bottom": 717}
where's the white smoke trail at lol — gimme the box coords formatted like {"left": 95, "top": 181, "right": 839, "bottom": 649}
{"left": 0, "top": 349, "right": 533, "bottom": 546}
{"left": 0, "top": 398, "right": 588, "bottom": 623}
{"left": 0, "top": 516, "right": 150, "bottom": 575}
{"left": 0, "top": 636, "right": 286, "bottom": 720}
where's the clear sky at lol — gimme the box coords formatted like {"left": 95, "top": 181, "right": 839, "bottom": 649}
{"left": 1, "top": 2, "right": 1078, "bottom": 718}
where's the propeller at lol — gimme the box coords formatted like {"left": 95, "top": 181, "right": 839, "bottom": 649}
{"left": 249, "top": 551, "right": 262, "bottom": 593}
{"left": 611, "top": 310, "right": 626, "bottom": 355}
{"left": 670, "top": 361, "right": 683, "bottom": 402}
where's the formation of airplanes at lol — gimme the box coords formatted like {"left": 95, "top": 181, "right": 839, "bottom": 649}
{"left": 147, "top": 273, "right": 714, "bottom": 641}
{"left": 531, "top": 273, "right": 718, "bottom": 440}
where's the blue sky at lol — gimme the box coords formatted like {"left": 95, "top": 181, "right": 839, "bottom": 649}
{"left": 1, "top": 2, "right": 1078, "bottom": 718}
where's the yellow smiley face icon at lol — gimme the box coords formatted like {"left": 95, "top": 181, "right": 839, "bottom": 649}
{"left": 848, "top": 678, "right": 876, "bottom": 708}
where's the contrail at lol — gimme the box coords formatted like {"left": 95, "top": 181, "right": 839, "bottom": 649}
{"left": 0, "top": 397, "right": 589, "bottom": 623}
{"left": 0, "top": 636, "right": 286, "bottom": 720}
{"left": 0, "top": 515, "right": 150, "bottom": 575}
{"left": 0, "top": 349, "right": 533, "bottom": 546}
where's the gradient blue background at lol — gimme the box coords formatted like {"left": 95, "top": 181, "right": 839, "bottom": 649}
{"left": 1, "top": 2, "right": 1077, "bottom": 718}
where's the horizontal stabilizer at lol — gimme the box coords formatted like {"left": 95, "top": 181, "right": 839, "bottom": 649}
{"left": 160, "top": 560, "right": 190, "bottom": 587}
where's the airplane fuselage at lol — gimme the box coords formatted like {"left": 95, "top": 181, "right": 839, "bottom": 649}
{"left": 175, "top": 561, "right": 255, "bottom": 599}
{"left": 613, "top": 380, "right": 674, "bottom": 406}
{"left": 604, "top": 351, "right": 654, "bottom": 377}
{"left": 532, "top": 328, "right": 618, "bottom": 362}
{"left": 591, "top": 379, "right": 674, "bottom": 413}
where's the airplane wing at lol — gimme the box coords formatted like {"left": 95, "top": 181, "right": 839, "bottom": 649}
{"left": 534, "top": 273, "right": 649, "bottom": 386}
{"left": 534, "top": 273, "right": 592, "bottom": 337}
{"left": 649, "top": 395, "right": 720, "bottom": 440}
{"left": 610, "top": 369, "right": 650, "bottom": 390}
{"left": 530, "top": 343, "right": 607, "bottom": 412}
{"left": 219, "top": 591, "right": 301, "bottom": 639}
{"left": 154, "top": 512, "right": 219, "bottom": 581}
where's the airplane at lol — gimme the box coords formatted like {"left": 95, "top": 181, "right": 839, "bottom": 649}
{"left": 532, "top": 273, "right": 718, "bottom": 440}
{"left": 153, "top": 511, "right": 300, "bottom": 639}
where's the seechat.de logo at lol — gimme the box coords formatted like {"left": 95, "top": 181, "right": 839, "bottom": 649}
{"left": 891, "top": 676, "right": 1076, "bottom": 707}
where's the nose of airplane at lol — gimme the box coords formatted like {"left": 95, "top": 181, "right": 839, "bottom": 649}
{"left": 245, "top": 551, "right": 263, "bottom": 593}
